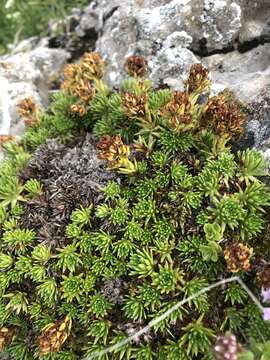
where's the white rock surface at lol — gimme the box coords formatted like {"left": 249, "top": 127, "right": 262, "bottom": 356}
{"left": 202, "top": 44, "right": 270, "bottom": 102}
{"left": 0, "top": 46, "right": 69, "bottom": 136}
{"left": 89, "top": 0, "right": 270, "bottom": 100}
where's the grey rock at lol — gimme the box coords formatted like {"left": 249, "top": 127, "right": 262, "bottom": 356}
{"left": 0, "top": 47, "right": 69, "bottom": 136}
{"left": 149, "top": 46, "right": 198, "bottom": 88}
{"left": 239, "top": 0, "right": 270, "bottom": 43}
{"left": 202, "top": 44, "right": 270, "bottom": 102}
{"left": 162, "top": 31, "right": 193, "bottom": 49}
{"left": 95, "top": 4, "right": 138, "bottom": 85}
{"left": 198, "top": 0, "right": 242, "bottom": 52}
{"left": 41, "top": 0, "right": 270, "bottom": 104}
{"left": 47, "top": 4, "right": 97, "bottom": 60}
{"left": 246, "top": 95, "right": 270, "bottom": 152}
{"left": 75, "top": 2, "right": 100, "bottom": 37}
{"left": 94, "top": 0, "right": 244, "bottom": 87}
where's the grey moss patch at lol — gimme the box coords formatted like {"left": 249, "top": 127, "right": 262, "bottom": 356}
{"left": 19, "top": 133, "right": 117, "bottom": 247}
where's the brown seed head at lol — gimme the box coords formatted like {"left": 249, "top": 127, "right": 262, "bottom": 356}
{"left": 161, "top": 91, "right": 192, "bottom": 130}
{"left": 62, "top": 63, "right": 82, "bottom": 93}
{"left": 70, "top": 103, "right": 87, "bottom": 117}
{"left": 97, "top": 135, "right": 130, "bottom": 167}
{"left": 0, "top": 135, "right": 15, "bottom": 146}
{"left": 185, "top": 63, "right": 210, "bottom": 94}
{"left": 81, "top": 52, "right": 104, "bottom": 79}
{"left": 38, "top": 316, "right": 71, "bottom": 354}
{"left": 224, "top": 243, "right": 253, "bottom": 273}
{"left": 62, "top": 53, "right": 104, "bottom": 94}
{"left": 17, "top": 98, "right": 37, "bottom": 117}
{"left": 203, "top": 95, "right": 246, "bottom": 138}
{"left": 125, "top": 55, "right": 148, "bottom": 77}
{"left": 74, "top": 80, "right": 95, "bottom": 102}
{"left": 122, "top": 92, "right": 148, "bottom": 119}
{"left": 63, "top": 63, "right": 77, "bottom": 79}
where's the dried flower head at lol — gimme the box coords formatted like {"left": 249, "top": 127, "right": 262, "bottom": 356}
{"left": 122, "top": 92, "right": 148, "bottom": 119}
{"left": 185, "top": 63, "right": 210, "bottom": 94}
{"left": 125, "top": 55, "right": 148, "bottom": 77}
{"left": 70, "top": 103, "right": 87, "bottom": 117}
{"left": 64, "top": 63, "right": 78, "bottom": 79}
{"left": 17, "top": 97, "right": 38, "bottom": 126}
{"left": 74, "top": 80, "right": 95, "bottom": 102}
{"left": 81, "top": 52, "right": 105, "bottom": 79}
{"left": 62, "top": 64, "right": 79, "bottom": 92}
{"left": 97, "top": 135, "right": 137, "bottom": 174}
{"left": 224, "top": 242, "right": 253, "bottom": 273}
{"left": 0, "top": 135, "right": 15, "bottom": 146}
{"left": 213, "top": 333, "right": 241, "bottom": 360}
{"left": 38, "top": 315, "right": 72, "bottom": 354}
{"left": 202, "top": 95, "right": 246, "bottom": 138}
{"left": 97, "top": 135, "right": 130, "bottom": 164}
{"left": 17, "top": 97, "right": 37, "bottom": 117}
{"left": 62, "top": 53, "right": 104, "bottom": 96}
{"left": 161, "top": 91, "right": 192, "bottom": 131}
{"left": 0, "top": 326, "right": 17, "bottom": 352}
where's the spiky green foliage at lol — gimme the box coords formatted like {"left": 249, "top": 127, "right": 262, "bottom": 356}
{"left": 0, "top": 54, "right": 269, "bottom": 359}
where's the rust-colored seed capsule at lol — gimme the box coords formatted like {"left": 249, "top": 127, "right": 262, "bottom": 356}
{"left": 17, "top": 97, "right": 38, "bottom": 127}
{"left": 161, "top": 91, "right": 192, "bottom": 130}
{"left": 0, "top": 135, "right": 15, "bottom": 146}
{"left": 224, "top": 243, "right": 253, "bottom": 273}
{"left": 38, "top": 316, "right": 71, "bottom": 354}
{"left": 70, "top": 104, "right": 87, "bottom": 117}
{"left": 74, "top": 81, "right": 95, "bottom": 102}
{"left": 185, "top": 63, "right": 209, "bottom": 94}
{"left": 81, "top": 52, "right": 105, "bottom": 79}
{"left": 122, "top": 92, "right": 147, "bottom": 118}
{"left": 125, "top": 55, "right": 148, "bottom": 77}
{"left": 203, "top": 95, "right": 246, "bottom": 138}
{"left": 62, "top": 53, "right": 104, "bottom": 94}
{"left": 97, "top": 134, "right": 137, "bottom": 174}
{"left": 97, "top": 135, "right": 130, "bottom": 166}
{"left": 64, "top": 63, "right": 77, "bottom": 79}
{"left": 17, "top": 98, "right": 37, "bottom": 117}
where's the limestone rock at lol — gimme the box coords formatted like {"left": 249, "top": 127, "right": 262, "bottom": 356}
{"left": 93, "top": 0, "right": 245, "bottom": 87}
{"left": 0, "top": 47, "right": 69, "bottom": 136}
{"left": 202, "top": 44, "right": 270, "bottom": 102}
{"left": 239, "top": 0, "right": 270, "bottom": 44}
{"left": 149, "top": 46, "right": 198, "bottom": 88}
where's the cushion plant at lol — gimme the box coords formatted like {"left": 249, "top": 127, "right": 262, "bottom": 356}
{"left": 0, "top": 53, "right": 270, "bottom": 359}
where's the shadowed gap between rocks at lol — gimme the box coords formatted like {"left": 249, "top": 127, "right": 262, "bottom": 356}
{"left": 191, "top": 35, "right": 270, "bottom": 57}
